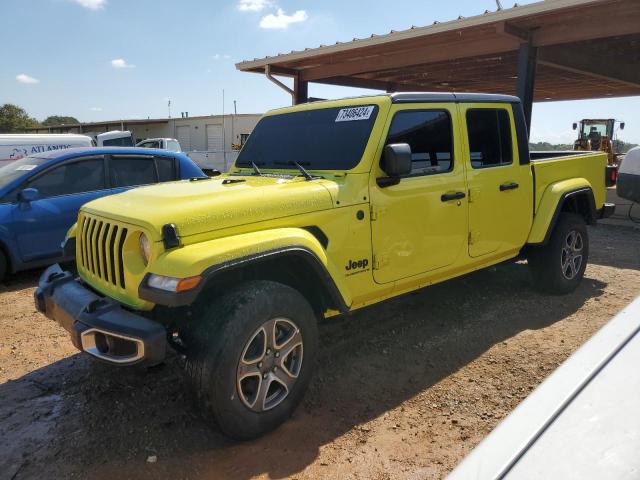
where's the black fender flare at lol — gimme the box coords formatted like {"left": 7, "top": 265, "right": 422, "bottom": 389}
{"left": 530, "top": 187, "right": 596, "bottom": 246}
{"left": 139, "top": 246, "right": 349, "bottom": 313}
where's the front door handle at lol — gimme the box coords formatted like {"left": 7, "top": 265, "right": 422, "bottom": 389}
{"left": 499, "top": 182, "right": 519, "bottom": 191}
{"left": 441, "top": 191, "right": 466, "bottom": 202}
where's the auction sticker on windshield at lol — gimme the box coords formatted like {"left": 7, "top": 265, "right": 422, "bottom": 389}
{"left": 335, "top": 106, "right": 375, "bottom": 122}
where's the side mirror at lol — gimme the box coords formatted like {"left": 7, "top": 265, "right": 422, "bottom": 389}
{"left": 18, "top": 187, "right": 39, "bottom": 203}
{"left": 377, "top": 144, "right": 412, "bottom": 187}
{"left": 572, "top": 123, "right": 578, "bottom": 130}
{"left": 620, "top": 122, "right": 625, "bottom": 130}
{"left": 382, "top": 143, "right": 412, "bottom": 177}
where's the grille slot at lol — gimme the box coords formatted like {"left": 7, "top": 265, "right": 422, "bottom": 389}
{"left": 78, "top": 213, "right": 130, "bottom": 291}
{"left": 117, "top": 228, "right": 128, "bottom": 288}
{"left": 109, "top": 226, "right": 119, "bottom": 286}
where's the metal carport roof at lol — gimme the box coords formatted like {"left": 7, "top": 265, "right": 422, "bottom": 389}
{"left": 236, "top": 0, "right": 640, "bottom": 121}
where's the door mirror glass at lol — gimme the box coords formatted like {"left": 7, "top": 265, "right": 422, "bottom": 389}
{"left": 620, "top": 122, "right": 625, "bottom": 130}
{"left": 382, "top": 143, "right": 412, "bottom": 177}
{"left": 572, "top": 122, "right": 578, "bottom": 130}
{"left": 18, "top": 187, "right": 39, "bottom": 203}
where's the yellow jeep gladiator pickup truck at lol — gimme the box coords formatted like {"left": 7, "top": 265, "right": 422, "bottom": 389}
{"left": 35, "top": 93, "right": 614, "bottom": 439}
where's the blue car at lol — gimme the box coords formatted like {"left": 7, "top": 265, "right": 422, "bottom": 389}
{"left": 0, "top": 147, "right": 205, "bottom": 281}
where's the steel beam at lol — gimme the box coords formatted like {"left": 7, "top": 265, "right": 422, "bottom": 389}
{"left": 516, "top": 42, "right": 537, "bottom": 136}
{"left": 294, "top": 74, "right": 308, "bottom": 105}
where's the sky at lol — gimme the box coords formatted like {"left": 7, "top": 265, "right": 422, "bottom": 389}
{"left": 1, "top": 0, "right": 638, "bottom": 144}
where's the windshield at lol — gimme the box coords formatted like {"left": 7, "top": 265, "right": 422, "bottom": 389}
{"left": 103, "top": 136, "right": 134, "bottom": 147}
{"left": 236, "top": 105, "right": 379, "bottom": 171}
{"left": 581, "top": 122, "right": 608, "bottom": 138}
{"left": 0, "top": 156, "right": 48, "bottom": 190}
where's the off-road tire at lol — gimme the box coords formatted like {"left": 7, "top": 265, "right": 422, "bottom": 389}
{"left": 0, "top": 250, "right": 7, "bottom": 283}
{"left": 528, "top": 212, "right": 589, "bottom": 294}
{"left": 184, "top": 280, "right": 318, "bottom": 440}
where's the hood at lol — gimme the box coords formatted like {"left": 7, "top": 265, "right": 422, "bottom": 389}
{"left": 82, "top": 175, "right": 334, "bottom": 240}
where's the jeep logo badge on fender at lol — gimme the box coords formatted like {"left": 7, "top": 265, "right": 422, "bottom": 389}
{"left": 346, "top": 259, "right": 369, "bottom": 271}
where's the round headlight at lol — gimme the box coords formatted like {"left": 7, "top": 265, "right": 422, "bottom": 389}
{"left": 139, "top": 233, "right": 151, "bottom": 266}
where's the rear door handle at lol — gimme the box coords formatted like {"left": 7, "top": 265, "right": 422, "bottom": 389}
{"left": 499, "top": 182, "right": 519, "bottom": 191}
{"left": 441, "top": 191, "right": 466, "bottom": 202}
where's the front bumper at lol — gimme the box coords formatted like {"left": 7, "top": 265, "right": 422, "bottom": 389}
{"left": 34, "top": 264, "right": 166, "bottom": 366}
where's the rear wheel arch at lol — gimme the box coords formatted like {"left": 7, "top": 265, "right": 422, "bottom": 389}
{"left": 559, "top": 188, "right": 596, "bottom": 224}
{"left": 538, "top": 187, "right": 596, "bottom": 246}
{"left": 196, "top": 247, "right": 349, "bottom": 316}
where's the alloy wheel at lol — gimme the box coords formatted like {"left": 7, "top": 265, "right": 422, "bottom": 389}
{"left": 561, "top": 230, "right": 584, "bottom": 280}
{"left": 236, "top": 317, "right": 304, "bottom": 412}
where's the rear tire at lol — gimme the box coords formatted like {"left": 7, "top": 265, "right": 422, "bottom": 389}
{"left": 0, "top": 251, "right": 7, "bottom": 283}
{"left": 184, "top": 280, "right": 318, "bottom": 440}
{"left": 528, "top": 213, "right": 589, "bottom": 294}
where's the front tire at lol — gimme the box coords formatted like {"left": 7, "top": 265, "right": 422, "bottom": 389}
{"left": 185, "top": 280, "right": 318, "bottom": 440}
{"left": 528, "top": 212, "right": 589, "bottom": 294}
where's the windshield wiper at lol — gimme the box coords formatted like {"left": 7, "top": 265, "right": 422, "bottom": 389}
{"left": 291, "top": 161, "right": 313, "bottom": 181}
{"left": 274, "top": 161, "right": 316, "bottom": 181}
{"left": 250, "top": 161, "right": 263, "bottom": 176}
{"left": 236, "top": 161, "right": 263, "bottom": 176}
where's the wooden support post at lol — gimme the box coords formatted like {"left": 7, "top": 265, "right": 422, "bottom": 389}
{"left": 516, "top": 42, "right": 537, "bottom": 136}
{"left": 294, "top": 75, "right": 309, "bottom": 105}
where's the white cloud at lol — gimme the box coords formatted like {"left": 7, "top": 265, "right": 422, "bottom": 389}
{"left": 211, "top": 54, "right": 231, "bottom": 60}
{"left": 260, "top": 8, "right": 307, "bottom": 29}
{"left": 90, "top": 107, "right": 103, "bottom": 111}
{"left": 72, "top": 0, "right": 106, "bottom": 10}
{"left": 238, "top": 0, "right": 271, "bottom": 12}
{"left": 111, "top": 58, "right": 135, "bottom": 69}
{"left": 16, "top": 74, "right": 39, "bottom": 84}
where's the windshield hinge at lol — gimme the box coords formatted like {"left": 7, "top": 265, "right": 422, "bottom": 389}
{"left": 370, "top": 205, "right": 386, "bottom": 221}
{"left": 373, "top": 254, "right": 389, "bottom": 270}
{"left": 370, "top": 204, "right": 377, "bottom": 221}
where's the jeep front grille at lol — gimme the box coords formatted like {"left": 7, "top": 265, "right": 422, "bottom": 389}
{"left": 78, "top": 213, "right": 128, "bottom": 289}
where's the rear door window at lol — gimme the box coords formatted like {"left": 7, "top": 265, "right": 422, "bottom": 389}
{"left": 110, "top": 156, "right": 156, "bottom": 187}
{"left": 155, "top": 156, "right": 176, "bottom": 181}
{"left": 466, "top": 109, "right": 513, "bottom": 168}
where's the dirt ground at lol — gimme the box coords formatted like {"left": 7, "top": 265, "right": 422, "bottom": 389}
{"left": 1, "top": 223, "right": 638, "bottom": 480}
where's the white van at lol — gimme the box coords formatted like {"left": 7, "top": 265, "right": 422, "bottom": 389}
{"left": 95, "top": 130, "right": 134, "bottom": 147}
{"left": 0, "top": 134, "right": 93, "bottom": 164}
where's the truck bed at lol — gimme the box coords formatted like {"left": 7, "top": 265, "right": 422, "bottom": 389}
{"left": 530, "top": 150, "right": 608, "bottom": 215}
{"left": 530, "top": 150, "right": 589, "bottom": 161}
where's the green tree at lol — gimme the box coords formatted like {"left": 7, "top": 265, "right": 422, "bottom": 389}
{"left": 529, "top": 141, "right": 573, "bottom": 151}
{"left": 42, "top": 115, "right": 80, "bottom": 126}
{"left": 0, "top": 104, "right": 39, "bottom": 133}
{"left": 612, "top": 140, "right": 639, "bottom": 154}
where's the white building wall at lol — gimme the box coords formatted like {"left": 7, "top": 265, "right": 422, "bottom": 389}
{"left": 129, "top": 124, "right": 170, "bottom": 143}
{"left": 24, "top": 113, "right": 262, "bottom": 172}
{"left": 171, "top": 114, "right": 261, "bottom": 171}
